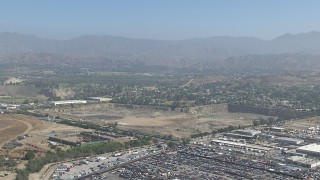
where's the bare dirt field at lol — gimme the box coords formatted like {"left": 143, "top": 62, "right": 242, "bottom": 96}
{"left": 283, "top": 116, "right": 320, "bottom": 130}
{"left": 0, "top": 171, "right": 15, "bottom": 180}
{"left": 0, "top": 120, "right": 16, "bottom": 131}
{"left": 118, "top": 114, "right": 191, "bottom": 126}
{"left": 193, "top": 112, "right": 266, "bottom": 130}
{"left": 40, "top": 103, "right": 267, "bottom": 138}
{"left": 0, "top": 114, "right": 83, "bottom": 154}
{"left": 0, "top": 114, "right": 89, "bottom": 179}
{"left": 0, "top": 114, "right": 32, "bottom": 146}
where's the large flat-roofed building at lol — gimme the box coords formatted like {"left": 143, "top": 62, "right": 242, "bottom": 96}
{"left": 286, "top": 156, "right": 320, "bottom": 168}
{"left": 225, "top": 129, "right": 261, "bottom": 139}
{"left": 269, "top": 127, "right": 285, "bottom": 132}
{"left": 88, "top": 97, "right": 112, "bottom": 102}
{"left": 233, "top": 129, "right": 261, "bottom": 136}
{"left": 210, "top": 139, "right": 271, "bottom": 152}
{"left": 48, "top": 136, "right": 81, "bottom": 146}
{"left": 297, "top": 144, "right": 320, "bottom": 157}
{"left": 48, "top": 100, "right": 87, "bottom": 106}
{"left": 275, "top": 137, "right": 304, "bottom": 145}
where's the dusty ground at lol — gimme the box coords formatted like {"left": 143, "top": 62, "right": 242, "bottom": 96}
{"left": 282, "top": 116, "right": 320, "bottom": 130}
{"left": 0, "top": 113, "right": 50, "bottom": 147}
{"left": 117, "top": 114, "right": 191, "bottom": 126}
{"left": 0, "top": 171, "right": 15, "bottom": 180}
{"left": 17, "top": 122, "right": 88, "bottom": 154}
{"left": 0, "top": 114, "right": 90, "bottom": 180}
{"left": 121, "top": 112, "right": 267, "bottom": 137}
{"left": 40, "top": 104, "right": 267, "bottom": 138}
{"left": 0, "top": 114, "right": 33, "bottom": 147}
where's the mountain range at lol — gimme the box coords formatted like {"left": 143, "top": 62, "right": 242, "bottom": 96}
{"left": 1, "top": 31, "right": 320, "bottom": 69}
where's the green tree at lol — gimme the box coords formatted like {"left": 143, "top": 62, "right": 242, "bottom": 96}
{"left": 253, "top": 119, "right": 260, "bottom": 126}
{"left": 167, "top": 141, "right": 176, "bottom": 148}
{"left": 24, "top": 151, "right": 35, "bottom": 160}
{"left": 15, "top": 169, "right": 29, "bottom": 180}
{"left": 267, "top": 117, "right": 275, "bottom": 125}
{"left": 181, "top": 138, "right": 190, "bottom": 146}
{"left": 22, "top": 99, "right": 29, "bottom": 104}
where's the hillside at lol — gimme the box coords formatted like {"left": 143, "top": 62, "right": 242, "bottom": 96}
{"left": 1, "top": 31, "right": 320, "bottom": 69}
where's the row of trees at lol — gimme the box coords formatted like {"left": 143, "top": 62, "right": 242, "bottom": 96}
{"left": 16, "top": 137, "right": 152, "bottom": 180}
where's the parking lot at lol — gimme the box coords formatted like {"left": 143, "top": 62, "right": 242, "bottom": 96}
{"left": 51, "top": 146, "right": 160, "bottom": 179}
{"left": 50, "top": 125, "right": 320, "bottom": 180}
{"left": 101, "top": 146, "right": 320, "bottom": 180}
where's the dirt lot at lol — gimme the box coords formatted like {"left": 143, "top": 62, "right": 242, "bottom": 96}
{"left": 0, "top": 114, "right": 90, "bottom": 179}
{"left": 41, "top": 103, "right": 267, "bottom": 138}
{"left": 0, "top": 114, "right": 33, "bottom": 146}
{"left": 118, "top": 114, "right": 191, "bottom": 126}
{"left": 0, "top": 114, "right": 84, "bottom": 155}
{"left": 283, "top": 116, "right": 320, "bottom": 130}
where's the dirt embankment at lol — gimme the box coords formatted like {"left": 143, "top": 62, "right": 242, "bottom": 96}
{"left": 49, "top": 103, "right": 189, "bottom": 113}
{"left": 189, "top": 104, "right": 228, "bottom": 114}
{"left": 50, "top": 88, "right": 75, "bottom": 99}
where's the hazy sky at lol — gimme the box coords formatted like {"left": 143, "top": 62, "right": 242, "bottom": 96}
{"left": 1, "top": 0, "right": 320, "bottom": 40}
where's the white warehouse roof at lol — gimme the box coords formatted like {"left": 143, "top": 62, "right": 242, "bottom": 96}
{"left": 297, "top": 144, "right": 320, "bottom": 153}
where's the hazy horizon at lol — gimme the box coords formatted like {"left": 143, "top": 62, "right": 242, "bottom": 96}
{"left": 2, "top": 0, "right": 320, "bottom": 40}
{"left": 2, "top": 30, "right": 320, "bottom": 42}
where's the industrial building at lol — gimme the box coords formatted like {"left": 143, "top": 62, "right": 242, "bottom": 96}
{"left": 88, "top": 97, "right": 112, "bottom": 102}
{"left": 80, "top": 131, "right": 110, "bottom": 141}
{"left": 48, "top": 136, "right": 82, "bottom": 146}
{"left": 286, "top": 156, "right": 320, "bottom": 168}
{"left": 269, "top": 127, "right": 285, "bottom": 132}
{"left": 283, "top": 150, "right": 306, "bottom": 157}
{"left": 258, "top": 133, "right": 275, "bottom": 139}
{"left": 210, "top": 139, "right": 271, "bottom": 152}
{"left": 275, "top": 137, "right": 304, "bottom": 145}
{"left": 48, "top": 100, "right": 87, "bottom": 106}
{"left": 225, "top": 129, "right": 261, "bottom": 139}
{"left": 297, "top": 144, "right": 320, "bottom": 157}
{"left": 0, "top": 103, "right": 19, "bottom": 110}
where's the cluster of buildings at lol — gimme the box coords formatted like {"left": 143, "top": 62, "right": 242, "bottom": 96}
{"left": 0, "top": 103, "right": 19, "bottom": 111}
{"left": 47, "top": 130, "right": 127, "bottom": 147}
{"left": 296, "top": 144, "right": 320, "bottom": 157}
{"left": 212, "top": 126, "right": 320, "bottom": 169}
{"left": 286, "top": 156, "right": 320, "bottom": 168}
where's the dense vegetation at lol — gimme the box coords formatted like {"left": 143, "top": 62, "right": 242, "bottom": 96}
{"left": 15, "top": 137, "right": 151, "bottom": 180}
{"left": 0, "top": 156, "right": 16, "bottom": 170}
{"left": 3, "top": 59, "right": 320, "bottom": 112}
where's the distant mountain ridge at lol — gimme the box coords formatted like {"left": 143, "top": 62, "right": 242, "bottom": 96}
{"left": 1, "top": 31, "right": 320, "bottom": 68}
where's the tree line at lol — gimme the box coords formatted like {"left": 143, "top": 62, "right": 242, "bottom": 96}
{"left": 16, "top": 137, "right": 151, "bottom": 180}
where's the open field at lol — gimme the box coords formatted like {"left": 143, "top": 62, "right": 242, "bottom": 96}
{"left": 40, "top": 103, "right": 267, "bottom": 138}
{"left": 117, "top": 114, "right": 191, "bottom": 126}
{"left": 0, "top": 85, "right": 47, "bottom": 103}
{"left": 0, "top": 114, "right": 88, "bottom": 167}
{"left": 282, "top": 116, "right": 320, "bottom": 130}
{"left": 0, "top": 114, "right": 33, "bottom": 146}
